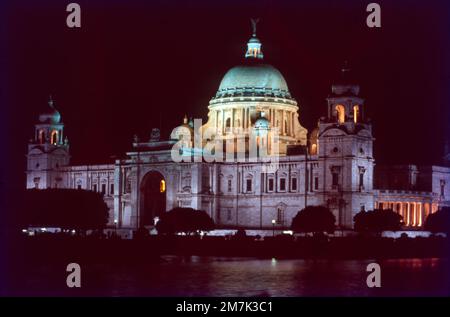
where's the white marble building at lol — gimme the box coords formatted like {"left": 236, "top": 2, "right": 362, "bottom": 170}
{"left": 26, "top": 27, "right": 450, "bottom": 232}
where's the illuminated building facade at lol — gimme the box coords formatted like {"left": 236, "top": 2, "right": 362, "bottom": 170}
{"left": 25, "top": 27, "right": 450, "bottom": 233}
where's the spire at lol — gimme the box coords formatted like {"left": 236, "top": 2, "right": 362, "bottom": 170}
{"left": 245, "top": 18, "right": 263, "bottom": 60}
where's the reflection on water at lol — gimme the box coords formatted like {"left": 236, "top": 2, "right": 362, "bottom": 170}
{"left": 9, "top": 257, "right": 450, "bottom": 296}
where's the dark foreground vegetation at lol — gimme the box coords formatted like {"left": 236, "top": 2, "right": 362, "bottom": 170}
{"left": 3, "top": 190, "right": 449, "bottom": 266}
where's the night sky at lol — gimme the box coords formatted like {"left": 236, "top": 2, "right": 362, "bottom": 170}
{"left": 1, "top": 0, "right": 449, "bottom": 190}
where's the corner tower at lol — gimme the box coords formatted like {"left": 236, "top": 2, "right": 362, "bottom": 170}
{"left": 26, "top": 96, "right": 70, "bottom": 189}
{"left": 317, "top": 63, "right": 375, "bottom": 228}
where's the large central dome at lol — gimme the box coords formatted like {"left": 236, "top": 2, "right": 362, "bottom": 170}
{"left": 215, "top": 63, "right": 292, "bottom": 99}
{"left": 213, "top": 25, "right": 293, "bottom": 100}
{"left": 203, "top": 20, "right": 308, "bottom": 151}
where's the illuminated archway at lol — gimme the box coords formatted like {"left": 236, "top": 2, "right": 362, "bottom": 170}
{"left": 353, "top": 105, "right": 360, "bottom": 123}
{"left": 139, "top": 171, "right": 166, "bottom": 227}
{"left": 51, "top": 130, "right": 58, "bottom": 145}
{"left": 39, "top": 130, "right": 45, "bottom": 144}
{"left": 336, "top": 104, "right": 345, "bottom": 124}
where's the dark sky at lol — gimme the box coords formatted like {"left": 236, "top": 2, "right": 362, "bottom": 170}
{"left": 1, "top": 0, "right": 449, "bottom": 190}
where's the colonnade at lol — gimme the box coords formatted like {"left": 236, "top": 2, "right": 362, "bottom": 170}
{"left": 374, "top": 201, "right": 438, "bottom": 227}
{"left": 213, "top": 107, "right": 296, "bottom": 136}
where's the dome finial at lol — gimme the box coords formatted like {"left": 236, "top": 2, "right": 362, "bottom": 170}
{"left": 339, "top": 60, "right": 355, "bottom": 84}
{"left": 48, "top": 94, "right": 54, "bottom": 108}
{"left": 251, "top": 18, "right": 259, "bottom": 37}
{"left": 341, "top": 60, "right": 351, "bottom": 75}
{"left": 245, "top": 18, "right": 263, "bottom": 59}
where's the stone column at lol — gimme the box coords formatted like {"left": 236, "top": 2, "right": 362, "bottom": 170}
{"left": 222, "top": 110, "right": 225, "bottom": 134}
{"left": 231, "top": 109, "right": 234, "bottom": 130}
{"left": 402, "top": 202, "right": 407, "bottom": 225}
{"left": 417, "top": 203, "right": 422, "bottom": 227}
{"left": 293, "top": 112, "right": 295, "bottom": 133}
{"left": 406, "top": 202, "right": 410, "bottom": 226}
{"left": 286, "top": 111, "right": 290, "bottom": 135}
{"left": 216, "top": 110, "right": 219, "bottom": 129}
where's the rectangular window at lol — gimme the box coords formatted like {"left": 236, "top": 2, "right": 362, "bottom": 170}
{"left": 227, "top": 209, "right": 232, "bottom": 221}
{"left": 332, "top": 173, "right": 339, "bottom": 187}
{"left": 110, "top": 183, "right": 114, "bottom": 195}
{"left": 246, "top": 179, "right": 252, "bottom": 192}
{"left": 291, "top": 178, "right": 297, "bottom": 191}
{"left": 101, "top": 184, "right": 106, "bottom": 194}
{"left": 93, "top": 184, "right": 97, "bottom": 192}
{"left": 277, "top": 208, "right": 284, "bottom": 225}
{"left": 359, "top": 173, "right": 364, "bottom": 187}
{"left": 280, "top": 178, "right": 286, "bottom": 191}
{"left": 228, "top": 179, "right": 232, "bottom": 192}
{"left": 125, "top": 181, "right": 131, "bottom": 193}
{"left": 314, "top": 177, "right": 319, "bottom": 190}
{"left": 268, "top": 179, "right": 274, "bottom": 191}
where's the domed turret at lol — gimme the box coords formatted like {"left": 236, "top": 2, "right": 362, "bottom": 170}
{"left": 39, "top": 96, "right": 61, "bottom": 124}
{"left": 171, "top": 115, "right": 194, "bottom": 144}
{"left": 254, "top": 112, "right": 270, "bottom": 130}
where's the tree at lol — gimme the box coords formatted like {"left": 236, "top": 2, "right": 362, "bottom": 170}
{"left": 291, "top": 206, "right": 335, "bottom": 235}
{"left": 353, "top": 209, "right": 402, "bottom": 234}
{"left": 156, "top": 207, "right": 215, "bottom": 235}
{"left": 424, "top": 207, "right": 450, "bottom": 234}
{"left": 21, "top": 189, "right": 109, "bottom": 232}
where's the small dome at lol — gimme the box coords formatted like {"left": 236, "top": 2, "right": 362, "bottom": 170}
{"left": 254, "top": 112, "right": 270, "bottom": 130}
{"left": 39, "top": 97, "right": 61, "bottom": 124}
{"left": 248, "top": 37, "right": 261, "bottom": 44}
{"left": 331, "top": 61, "right": 360, "bottom": 96}
{"left": 171, "top": 115, "right": 194, "bottom": 141}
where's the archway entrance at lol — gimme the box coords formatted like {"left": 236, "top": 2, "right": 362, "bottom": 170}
{"left": 140, "top": 171, "right": 166, "bottom": 227}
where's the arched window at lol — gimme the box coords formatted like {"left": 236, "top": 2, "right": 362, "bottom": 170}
{"left": 51, "top": 130, "right": 58, "bottom": 145}
{"left": 39, "top": 130, "right": 45, "bottom": 144}
{"left": 336, "top": 104, "right": 345, "bottom": 124}
{"left": 225, "top": 118, "right": 231, "bottom": 128}
{"left": 353, "top": 105, "right": 360, "bottom": 123}
{"left": 311, "top": 143, "right": 317, "bottom": 155}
